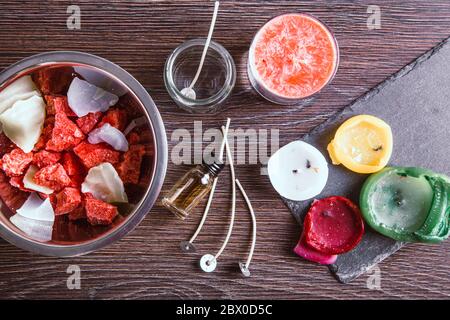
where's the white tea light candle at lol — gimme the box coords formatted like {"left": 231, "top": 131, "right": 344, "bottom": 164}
{"left": 268, "top": 141, "right": 329, "bottom": 201}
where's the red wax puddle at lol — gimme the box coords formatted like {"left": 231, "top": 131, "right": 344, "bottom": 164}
{"left": 304, "top": 196, "right": 364, "bottom": 255}
{"left": 252, "top": 13, "right": 338, "bottom": 98}
{"left": 294, "top": 234, "right": 337, "bottom": 265}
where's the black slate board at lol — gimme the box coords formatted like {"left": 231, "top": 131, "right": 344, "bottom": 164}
{"left": 285, "top": 37, "right": 450, "bottom": 283}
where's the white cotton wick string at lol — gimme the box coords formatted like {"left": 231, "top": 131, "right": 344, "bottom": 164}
{"left": 186, "top": 119, "right": 230, "bottom": 246}
{"left": 187, "top": 177, "right": 218, "bottom": 246}
{"left": 213, "top": 124, "right": 236, "bottom": 260}
{"left": 235, "top": 179, "right": 256, "bottom": 277}
{"left": 197, "top": 122, "right": 258, "bottom": 275}
{"left": 199, "top": 123, "right": 236, "bottom": 272}
{"left": 181, "top": 1, "right": 220, "bottom": 99}
{"left": 218, "top": 117, "right": 230, "bottom": 162}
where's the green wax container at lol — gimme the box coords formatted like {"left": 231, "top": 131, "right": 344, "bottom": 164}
{"left": 360, "top": 167, "right": 450, "bottom": 243}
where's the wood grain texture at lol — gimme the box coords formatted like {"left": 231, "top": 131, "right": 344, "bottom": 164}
{"left": 0, "top": 0, "right": 449, "bottom": 299}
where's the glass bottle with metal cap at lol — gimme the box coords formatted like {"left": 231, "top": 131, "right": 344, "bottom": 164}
{"left": 161, "top": 161, "right": 225, "bottom": 220}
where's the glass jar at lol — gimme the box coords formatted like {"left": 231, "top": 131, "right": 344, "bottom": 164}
{"left": 247, "top": 13, "right": 340, "bottom": 105}
{"left": 164, "top": 38, "right": 236, "bottom": 114}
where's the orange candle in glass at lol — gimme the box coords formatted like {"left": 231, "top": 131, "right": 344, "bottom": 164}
{"left": 248, "top": 13, "right": 339, "bottom": 105}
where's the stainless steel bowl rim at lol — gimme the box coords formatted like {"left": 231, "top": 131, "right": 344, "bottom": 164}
{"left": 0, "top": 51, "right": 168, "bottom": 257}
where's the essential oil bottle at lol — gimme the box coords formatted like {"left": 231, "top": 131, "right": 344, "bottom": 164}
{"left": 161, "top": 162, "right": 224, "bottom": 220}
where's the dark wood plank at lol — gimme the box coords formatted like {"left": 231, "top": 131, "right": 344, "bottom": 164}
{"left": 0, "top": 0, "right": 449, "bottom": 299}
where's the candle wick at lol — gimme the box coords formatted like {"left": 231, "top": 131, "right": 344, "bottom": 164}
{"left": 292, "top": 169, "right": 298, "bottom": 174}
{"left": 373, "top": 145, "right": 383, "bottom": 152}
{"left": 183, "top": 1, "right": 220, "bottom": 98}
{"left": 306, "top": 159, "right": 311, "bottom": 169}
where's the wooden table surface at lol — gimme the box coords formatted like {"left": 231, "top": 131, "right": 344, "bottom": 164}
{"left": 0, "top": 0, "right": 449, "bottom": 300}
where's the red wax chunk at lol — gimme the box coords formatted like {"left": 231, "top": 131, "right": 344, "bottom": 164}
{"left": 45, "top": 95, "right": 77, "bottom": 117}
{"left": 85, "top": 194, "right": 118, "bottom": 225}
{"left": 0, "top": 171, "right": 29, "bottom": 212}
{"left": 33, "top": 163, "right": 72, "bottom": 191}
{"left": 55, "top": 187, "right": 82, "bottom": 215}
{"left": 97, "top": 108, "right": 128, "bottom": 131}
{"left": 304, "top": 196, "right": 364, "bottom": 255}
{"left": 0, "top": 132, "right": 15, "bottom": 157}
{"left": 1, "top": 148, "right": 33, "bottom": 177}
{"left": 69, "top": 206, "right": 87, "bottom": 221}
{"left": 9, "top": 176, "right": 32, "bottom": 193}
{"left": 33, "top": 150, "right": 61, "bottom": 168}
{"left": 126, "top": 132, "right": 141, "bottom": 145}
{"left": 46, "top": 113, "right": 85, "bottom": 152}
{"left": 73, "top": 141, "right": 120, "bottom": 169}
{"left": 34, "top": 118, "right": 55, "bottom": 151}
{"left": 115, "top": 144, "right": 145, "bottom": 184}
{"left": 32, "top": 67, "right": 74, "bottom": 95}
{"left": 76, "top": 112, "right": 102, "bottom": 134}
{"left": 68, "top": 174, "right": 84, "bottom": 189}
{"left": 61, "top": 152, "right": 84, "bottom": 176}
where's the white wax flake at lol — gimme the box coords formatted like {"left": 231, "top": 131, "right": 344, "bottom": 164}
{"left": 0, "top": 75, "right": 40, "bottom": 114}
{"left": 88, "top": 123, "right": 128, "bottom": 152}
{"left": 16, "top": 193, "right": 55, "bottom": 222}
{"left": 0, "top": 94, "right": 46, "bottom": 153}
{"left": 23, "top": 165, "right": 54, "bottom": 194}
{"left": 268, "top": 140, "right": 329, "bottom": 201}
{"left": 10, "top": 214, "right": 53, "bottom": 242}
{"left": 67, "top": 77, "right": 119, "bottom": 117}
{"left": 81, "top": 162, "right": 128, "bottom": 203}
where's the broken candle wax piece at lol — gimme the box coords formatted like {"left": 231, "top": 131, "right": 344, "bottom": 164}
{"left": 23, "top": 165, "right": 54, "bottom": 194}
{"left": 0, "top": 75, "right": 40, "bottom": 114}
{"left": 327, "top": 115, "right": 393, "bottom": 174}
{"left": 16, "top": 192, "right": 55, "bottom": 222}
{"left": 304, "top": 196, "right": 364, "bottom": 255}
{"left": 81, "top": 162, "right": 128, "bottom": 204}
{"left": 67, "top": 78, "right": 118, "bottom": 117}
{"left": 294, "top": 234, "right": 337, "bottom": 265}
{"left": 360, "top": 167, "right": 450, "bottom": 243}
{"left": 10, "top": 214, "right": 54, "bottom": 242}
{"left": 267, "top": 141, "right": 328, "bottom": 201}
{"left": 249, "top": 13, "right": 338, "bottom": 101}
{"left": 0, "top": 95, "right": 46, "bottom": 153}
{"left": 85, "top": 195, "right": 118, "bottom": 225}
{"left": 88, "top": 123, "right": 129, "bottom": 152}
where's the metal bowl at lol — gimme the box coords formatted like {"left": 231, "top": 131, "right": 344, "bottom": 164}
{"left": 0, "top": 51, "right": 168, "bottom": 256}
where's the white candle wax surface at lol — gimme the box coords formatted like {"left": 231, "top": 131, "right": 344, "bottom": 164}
{"left": 268, "top": 141, "right": 329, "bottom": 201}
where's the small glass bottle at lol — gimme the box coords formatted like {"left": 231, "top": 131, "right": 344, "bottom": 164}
{"left": 161, "top": 162, "right": 224, "bottom": 220}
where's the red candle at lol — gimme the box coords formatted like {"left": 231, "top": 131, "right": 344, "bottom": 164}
{"left": 248, "top": 13, "right": 339, "bottom": 104}
{"left": 303, "top": 196, "right": 364, "bottom": 255}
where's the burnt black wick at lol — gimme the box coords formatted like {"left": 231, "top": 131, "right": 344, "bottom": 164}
{"left": 292, "top": 169, "right": 298, "bottom": 174}
{"left": 393, "top": 190, "right": 405, "bottom": 207}
{"left": 306, "top": 159, "right": 312, "bottom": 169}
{"left": 373, "top": 145, "right": 383, "bottom": 152}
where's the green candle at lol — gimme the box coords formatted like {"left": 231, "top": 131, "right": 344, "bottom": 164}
{"left": 360, "top": 167, "right": 450, "bottom": 243}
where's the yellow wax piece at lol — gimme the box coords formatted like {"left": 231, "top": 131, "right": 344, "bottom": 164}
{"left": 327, "top": 115, "right": 393, "bottom": 174}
